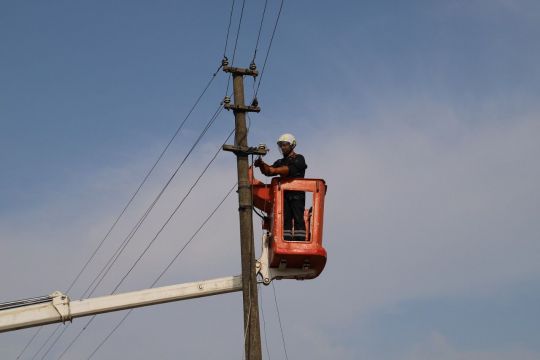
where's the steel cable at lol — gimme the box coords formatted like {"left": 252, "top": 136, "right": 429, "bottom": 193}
{"left": 254, "top": 0, "right": 285, "bottom": 99}
{"left": 259, "top": 284, "right": 272, "bottom": 360}
{"left": 109, "top": 108, "right": 225, "bottom": 295}
{"left": 86, "top": 180, "right": 238, "bottom": 359}
{"left": 28, "top": 326, "right": 59, "bottom": 360}
{"left": 225, "top": 0, "right": 247, "bottom": 97}
{"left": 50, "top": 106, "right": 223, "bottom": 360}
{"left": 82, "top": 103, "right": 224, "bottom": 301}
{"left": 38, "top": 326, "right": 68, "bottom": 360}
{"left": 251, "top": 0, "right": 269, "bottom": 64}
{"left": 39, "top": 105, "right": 223, "bottom": 360}
{"left": 16, "top": 64, "right": 223, "bottom": 360}
{"left": 56, "top": 123, "right": 233, "bottom": 360}
{"left": 223, "top": 0, "right": 236, "bottom": 57}
{"left": 16, "top": 327, "right": 42, "bottom": 359}
{"left": 64, "top": 63, "right": 223, "bottom": 298}
{"left": 272, "top": 282, "right": 289, "bottom": 360}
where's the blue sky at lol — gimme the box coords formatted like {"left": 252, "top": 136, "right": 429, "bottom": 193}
{"left": 1, "top": 1, "right": 540, "bottom": 359}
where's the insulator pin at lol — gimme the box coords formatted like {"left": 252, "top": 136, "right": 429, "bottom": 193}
{"left": 222, "top": 57, "right": 229, "bottom": 67}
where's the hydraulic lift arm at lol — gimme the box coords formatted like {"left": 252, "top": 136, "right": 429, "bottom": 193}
{"left": 0, "top": 276, "right": 241, "bottom": 333}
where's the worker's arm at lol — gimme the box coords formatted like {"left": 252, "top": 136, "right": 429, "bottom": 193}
{"left": 254, "top": 158, "right": 289, "bottom": 177}
{"left": 265, "top": 165, "right": 289, "bottom": 176}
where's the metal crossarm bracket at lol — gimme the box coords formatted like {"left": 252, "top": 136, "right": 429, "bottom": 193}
{"left": 223, "top": 144, "right": 269, "bottom": 156}
{"left": 224, "top": 103, "right": 261, "bottom": 113}
{"left": 223, "top": 66, "right": 258, "bottom": 77}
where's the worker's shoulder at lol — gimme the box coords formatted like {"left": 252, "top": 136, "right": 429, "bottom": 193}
{"left": 292, "top": 153, "right": 306, "bottom": 163}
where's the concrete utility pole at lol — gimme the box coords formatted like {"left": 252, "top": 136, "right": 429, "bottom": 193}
{"left": 222, "top": 61, "right": 263, "bottom": 360}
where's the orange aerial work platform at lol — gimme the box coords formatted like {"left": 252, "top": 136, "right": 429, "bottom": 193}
{"left": 249, "top": 168, "right": 328, "bottom": 283}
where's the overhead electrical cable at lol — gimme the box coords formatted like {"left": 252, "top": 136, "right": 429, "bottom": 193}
{"left": 259, "top": 284, "right": 272, "bottom": 360}
{"left": 251, "top": 0, "right": 269, "bottom": 64}
{"left": 27, "top": 326, "right": 59, "bottom": 360}
{"left": 38, "top": 326, "right": 69, "bottom": 360}
{"left": 109, "top": 110, "right": 226, "bottom": 295}
{"left": 254, "top": 0, "right": 285, "bottom": 99}
{"left": 44, "top": 104, "right": 224, "bottom": 360}
{"left": 85, "top": 161, "right": 237, "bottom": 359}
{"left": 82, "top": 103, "right": 224, "bottom": 300}
{"left": 55, "top": 318, "right": 94, "bottom": 360}
{"left": 272, "top": 283, "right": 289, "bottom": 360}
{"left": 65, "top": 62, "right": 223, "bottom": 297}
{"left": 223, "top": 0, "right": 236, "bottom": 57}
{"left": 86, "top": 180, "right": 238, "bottom": 359}
{"left": 231, "top": 0, "right": 247, "bottom": 66}
{"left": 16, "top": 64, "right": 223, "bottom": 360}
{"left": 225, "top": 0, "right": 247, "bottom": 96}
{"left": 49, "top": 47, "right": 237, "bottom": 354}
{"left": 15, "top": 326, "right": 42, "bottom": 359}
{"left": 55, "top": 120, "right": 232, "bottom": 360}
{"left": 23, "top": 0, "right": 285, "bottom": 356}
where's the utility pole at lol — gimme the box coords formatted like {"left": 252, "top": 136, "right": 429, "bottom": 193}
{"left": 222, "top": 60, "right": 263, "bottom": 360}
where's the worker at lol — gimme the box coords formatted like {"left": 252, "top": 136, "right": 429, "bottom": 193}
{"left": 254, "top": 133, "right": 308, "bottom": 241}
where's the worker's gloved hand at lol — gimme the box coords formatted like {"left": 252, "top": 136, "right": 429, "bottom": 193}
{"left": 260, "top": 163, "right": 273, "bottom": 176}
{"left": 254, "top": 157, "right": 264, "bottom": 167}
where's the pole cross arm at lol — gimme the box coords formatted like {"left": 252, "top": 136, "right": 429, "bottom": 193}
{"left": 224, "top": 103, "right": 261, "bottom": 113}
{"left": 0, "top": 276, "right": 242, "bottom": 333}
{"left": 223, "top": 66, "right": 258, "bottom": 77}
{"left": 222, "top": 144, "right": 269, "bottom": 156}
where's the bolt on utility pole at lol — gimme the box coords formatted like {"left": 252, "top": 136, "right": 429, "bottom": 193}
{"left": 222, "top": 60, "right": 263, "bottom": 360}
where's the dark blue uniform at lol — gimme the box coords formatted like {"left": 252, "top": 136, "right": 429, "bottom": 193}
{"left": 273, "top": 154, "right": 308, "bottom": 241}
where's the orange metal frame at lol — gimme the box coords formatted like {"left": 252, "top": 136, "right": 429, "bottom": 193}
{"left": 250, "top": 168, "right": 327, "bottom": 278}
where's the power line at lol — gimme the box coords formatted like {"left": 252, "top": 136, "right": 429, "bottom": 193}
{"left": 223, "top": 0, "right": 236, "bottom": 57}
{"left": 150, "top": 178, "right": 236, "bottom": 287}
{"left": 64, "top": 63, "right": 222, "bottom": 297}
{"left": 86, "top": 180, "right": 238, "bottom": 359}
{"left": 39, "top": 326, "right": 69, "bottom": 360}
{"left": 55, "top": 122, "right": 231, "bottom": 359}
{"left": 259, "top": 284, "right": 272, "bottom": 360}
{"left": 56, "top": 317, "right": 96, "bottom": 360}
{"left": 15, "top": 326, "right": 42, "bottom": 359}
{"left": 109, "top": 110, "right": 226, "bottom": 295}
{"left": 27, "top": 326, "right": 59, "bottom": 360}
{"left": 48, "top": 54, "right": 235, "bottom": 356}
{"left": 231, "top": 0, "right": 247, "bottom": 66}
{"left": 242, "top": 280, "right": 253, "bottom": 360}
{"left": 16, "top": 64, "right": 223, "bottom": 360}
{"left": 38, "top": 105, "right": 224, "bottom": 360}
{"left": 225, "top": 0, "right": 247, "bottom": 96}
{"left": 83, "top": 103, "right": 224, "bottom": 300}
{"left": 254, "top": 0, "right": 285, "bottom": 99}
{"left": 272, "top": 282, "right": 289, "bottom": 360}
{"left": 20, "top": 0, "right": 282, "bottom": 356}
{"left": 251, "top": 0, "right": 269, "bottom": 64}
{"left": 86, "top": 309, "right": 131, "bottom": 360}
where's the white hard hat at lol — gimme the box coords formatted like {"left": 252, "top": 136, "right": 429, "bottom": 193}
{"left": 277, "top": 133, "right": 296, "bottom": 148}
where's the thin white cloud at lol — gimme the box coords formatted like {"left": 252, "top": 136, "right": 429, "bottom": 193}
{"left": 2, "top": 102, "right": 539, "bottom": 359}
{"left": 404, "top": 331, "right": 540, "bottom": 360}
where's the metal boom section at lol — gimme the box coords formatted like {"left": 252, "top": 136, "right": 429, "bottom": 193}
{"left": 0, "top": 276, "right": 242, "bottom": 333}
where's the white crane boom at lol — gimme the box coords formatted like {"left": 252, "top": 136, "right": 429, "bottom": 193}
{"left": 0, "top": 275, "right": 242, "bottom": 333}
